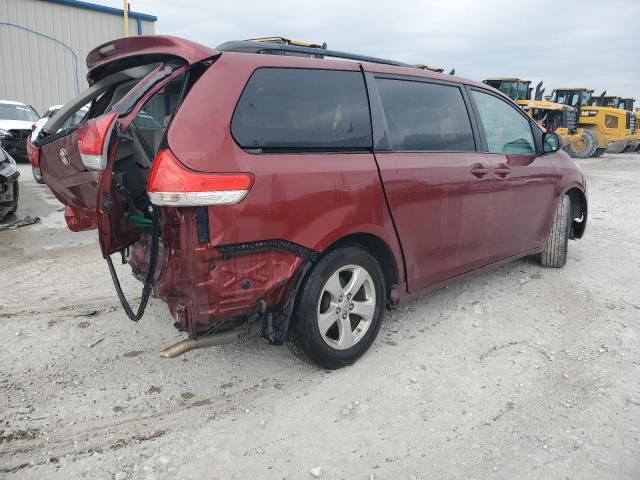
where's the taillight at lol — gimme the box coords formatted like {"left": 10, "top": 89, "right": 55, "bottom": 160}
{"left": 147, "top": 149, "right": 253, "bottom": 206}
{"left": 27, "top": 141, "right": 39, "bottom": 167}
{"left": 77, "top": 112, "right": 118, "bottom": 170}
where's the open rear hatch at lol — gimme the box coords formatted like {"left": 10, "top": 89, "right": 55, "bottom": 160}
{"left": 36, "top": 36, "right": 217, "bottom": 251}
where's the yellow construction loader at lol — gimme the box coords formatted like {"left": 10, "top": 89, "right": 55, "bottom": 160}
{"left": 587, "top": 93, "right": 638, "bottom": 153}
{"left": 612, "top": 97, "right": 639, "bottom": 153}
{"left": 482, "top": 78, "right": 583, "bottom": 151}
{"left": 550, "top": 88, "right": 633, "bottom": 157}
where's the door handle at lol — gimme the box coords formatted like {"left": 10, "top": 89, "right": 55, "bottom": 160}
{"left": 471, "top": 163, "right": 489, "bottom": 178}
{"left": 494, "top": 164, "right": 511, "bottom": 178}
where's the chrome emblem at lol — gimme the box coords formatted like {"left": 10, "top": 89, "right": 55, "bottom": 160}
{"left": 59, "top": 148, "right": 70, "bottom": 166}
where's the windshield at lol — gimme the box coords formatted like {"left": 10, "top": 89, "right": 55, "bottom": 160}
{"left": 0, "top": 104, "right": 39, "bottom": 122}
{"left": 618, "top": 100, "right": 633, "bottom": 111}
{"left": 500, "top": 81, "right": 529, "bottom": 101}
{"left": 554, "top": 91, "right": 590, "bottom": 107}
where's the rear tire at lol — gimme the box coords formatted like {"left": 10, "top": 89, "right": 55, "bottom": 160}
{"left": 622, "top": 145, "right": 635, "bottom": 153}
{"left": 287, "top": 246, "right": 386, "bottom": 369}
{"left": 32, "top": 167, "right": 45, "bottom": 184}
{"left": 565, "top": 130, "right": 597, "bottom": 159}
{"left": 540, "top": 195, "right": 571, "bottom": 268}
{"left": 591, "top": 148, "right": 606, "bottom": 158}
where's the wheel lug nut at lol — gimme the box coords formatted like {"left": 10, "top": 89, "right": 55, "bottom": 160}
{"left": 342, "top": 314, "right": 347, "bottom": 319}
{"left": 336, "top": 308, "right": 341, "bottom": 313}
{"left": 349, "top": 304, "right": 354, "bottom": 310}
{"left": 347, "top": 293, "right": 351, "bottom": 299}
{"left": 339, "top": 296, "right": 343, "bottom": 302}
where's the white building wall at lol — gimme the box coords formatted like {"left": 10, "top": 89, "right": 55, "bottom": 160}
{"left": 0, "top": 0, "right": 156, "bottom": 113}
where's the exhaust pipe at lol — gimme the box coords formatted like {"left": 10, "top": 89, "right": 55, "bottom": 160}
{"left": 160, "top": 318, "right": 261, "bottom": 358}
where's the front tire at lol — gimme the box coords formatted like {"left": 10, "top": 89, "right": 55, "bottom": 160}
{"left": 540, "top": 195, "right": 571, "bottom": 268}
{"left": 565, "top": 129, "right": 597, "bottom": 159}
{"left": 287, "top": 246, "right": 386, "bottom": 369}
{"left": 591, "top": 148, "right": 606, "bottom": 158}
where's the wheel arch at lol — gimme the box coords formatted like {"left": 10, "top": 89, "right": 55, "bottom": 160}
{"left": 323, "top": 232, "right": 399, "bottom": 298}
{"left": 563, "top": 186, "right": 588, "bottom": 239}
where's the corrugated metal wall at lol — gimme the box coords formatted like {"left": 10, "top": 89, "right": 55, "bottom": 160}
{"left": 0, "top": 0, "right": 155, "bottom": 114}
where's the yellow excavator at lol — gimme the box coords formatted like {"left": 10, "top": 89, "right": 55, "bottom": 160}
{"left": 550, "top": 88, "right": 633, "bottom": 157}
{"left": 482, "top": 78, "right": 583, "bottom": 151}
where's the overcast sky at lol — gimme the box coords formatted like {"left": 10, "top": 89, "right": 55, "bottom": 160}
{"left": 100, "top": 0, "right": 640, "bottom": 103}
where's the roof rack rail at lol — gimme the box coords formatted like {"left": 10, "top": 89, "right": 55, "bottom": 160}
{"left": 215, "top": 40, "right": 413, "bottom": 67}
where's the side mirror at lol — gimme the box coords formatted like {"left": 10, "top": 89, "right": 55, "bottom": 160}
{"left": 543, "top": 131, "right": 561, "bottom": 153}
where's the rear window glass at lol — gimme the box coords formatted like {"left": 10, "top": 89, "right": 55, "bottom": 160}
{"left": 232, "top": 68, "right": 372, "bottom": 151}
{"left": 128, "top": 74, "right": 185, "bottom": 158}
{"left": 375, "top": 78, "right": 475, "bottom": 152}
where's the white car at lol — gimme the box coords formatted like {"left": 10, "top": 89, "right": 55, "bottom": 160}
{"left": 31, "top": 104, "right": 90, "bottom": 141}
{"left": 0, "top": 100, "right": 39, "bottom": 161}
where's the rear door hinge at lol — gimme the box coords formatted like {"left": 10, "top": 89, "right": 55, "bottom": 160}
{"left": 103, "top": 192, "right": 112, "bottom": 213}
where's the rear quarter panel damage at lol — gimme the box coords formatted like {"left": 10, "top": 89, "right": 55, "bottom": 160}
{"left": 140, "top": 208, "right": 306, "bottom": 334}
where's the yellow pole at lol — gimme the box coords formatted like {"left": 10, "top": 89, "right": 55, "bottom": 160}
{"left": 123, "top": 0, "right": 130, "bottom": 37}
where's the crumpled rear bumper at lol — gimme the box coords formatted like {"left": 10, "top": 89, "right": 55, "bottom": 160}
{"left": 128, "top": 207, "right": 311, "bottom": 335}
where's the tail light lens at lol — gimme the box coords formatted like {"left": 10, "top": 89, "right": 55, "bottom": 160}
{"left": 77, "top": 112, "right": 118, "bottom": 170}
{"left": 147, "top": 149, "right": 253, "bottom": 206}
{"left": 27, "top": 141, "right": 40, "bottom": 167}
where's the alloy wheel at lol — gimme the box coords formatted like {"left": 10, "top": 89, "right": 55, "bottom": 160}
{"left": 316, "top": 264, "right": 376, "bottom": 350}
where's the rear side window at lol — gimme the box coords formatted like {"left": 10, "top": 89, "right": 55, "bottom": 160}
{"left": 232, "top": 68, "right": 372, "bottom": 151}
{"left": 471, "top": 90, "right": 535, "bottom": 155}
{"left": 375, "top": 78, "right": 475, "bottom": 152}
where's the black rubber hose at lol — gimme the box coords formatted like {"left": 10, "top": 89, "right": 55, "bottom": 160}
{"left": 106, "top": 208, "right": 161, "bottom": 322}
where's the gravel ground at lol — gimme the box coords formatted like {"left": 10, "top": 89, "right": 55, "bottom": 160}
{"left": 1, "top": 155, "right": 639, "bottom": 479}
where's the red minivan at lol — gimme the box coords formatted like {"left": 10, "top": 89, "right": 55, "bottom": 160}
{"left": 33, "top": 36, "right": 587, "bottom": 369}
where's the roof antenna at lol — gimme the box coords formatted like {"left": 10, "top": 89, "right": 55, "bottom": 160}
{"left": 448, "top": 68, "right": 455, "bottom": 75}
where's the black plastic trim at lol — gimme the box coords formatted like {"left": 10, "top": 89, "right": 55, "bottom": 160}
{"left": 217, "top": 40, "right": 412, "bottom": 67}
{"left": 363, "top": 72, "right": 392, "bottom": 151}
{"left": 195, "top": 206, "right": 209, "bottom": 244}
{"left": 217, "top": 239, "right": 317, "bottom": 260}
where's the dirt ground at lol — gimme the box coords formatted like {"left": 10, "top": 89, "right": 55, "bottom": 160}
{"left": 1, "top": 155, "right": 639, "bottom": 480}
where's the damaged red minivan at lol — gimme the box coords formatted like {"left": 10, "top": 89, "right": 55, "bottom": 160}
{"left": 33, "top": 36, "right": 587, "bottom": 369}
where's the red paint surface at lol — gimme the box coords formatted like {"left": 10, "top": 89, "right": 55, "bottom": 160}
{"left": 86, "top": 35, "right": 217, "bottom": 80}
